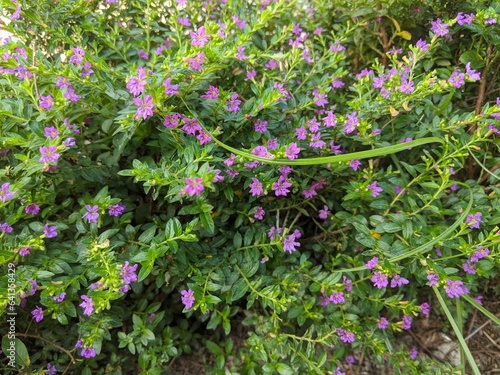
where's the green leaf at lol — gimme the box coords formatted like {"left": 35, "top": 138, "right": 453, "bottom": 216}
{"left": 276, "top": 363, "right": 295, "bottom": 375}
{"left": 138, "top": 225, "right": 157, "bottom": 243}
{"left": 2, "top": 337, "right": 30, "bottom": 368}
{"left": 459, "top": 50, "right": 485, "bottom": 69}
{"left": 200, "top": 211, "right": 215, "bottom": 234}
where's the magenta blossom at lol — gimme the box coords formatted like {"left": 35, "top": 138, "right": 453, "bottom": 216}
{"left": 108, "top": 202, "right": 126, "bottom": 216}
{"left": 445, "top": 279, "right": 469, "bottom": 298}
{"left": 390, "top": 274, "right": 409, "bottom": 288}
{"left": 283, "top": 234, "right": 300, "bottom": 253}
{"left": 79, "top": 295, "right": 95, "bottom": 315}
{"left": 181, "top": 289, "right": 195, "bottom": 309}
{"left": 378, "top": 317, "right": 389, "bottom": 329}
{"left": 82, "top": 205, "right": 99, "bottom": 223}
{"left": 40, "top": 95, "right": 54, "bottom": 110}
{"left": 133, "top": 95, "right": 155, "bottom": 120}
{"left": 430, "top": 18, "right": 450, "bottom": 37}
{"left": 272, "top": 176, "right": 292, "bottom": 196}
{"left": 254, "top": 207, "right": 265, "bottom": 220}
{"left": 367, "top": 181, "right": 383, "bottom": 198}
{"left": 32, "top": 306, "right": 44, "bottom": 323}
{"left": 371, "top": 272, "right": 388, "bottom": 288}
{"left": 190, "top": 26, "right": 210, "bottom": 47}
{"left": 0, "top": 182, "right": 15, "bottom": 202}
{"left": 121, "top": 261, "right": 138, "bottom": 284}
{"left": 39, "top": 146, "right": 60, "bottom": 163}
{"left": 184, "top": 177, "right": 204, "bottom": 196}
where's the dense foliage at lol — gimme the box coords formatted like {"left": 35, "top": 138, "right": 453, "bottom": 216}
{"left": 0, "top": 0, "right": 499, "bottom": 374}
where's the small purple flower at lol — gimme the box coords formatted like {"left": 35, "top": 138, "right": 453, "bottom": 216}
{"left": 465, "top": 63, "right": 480, "bottom": 81}
{"left": 39, "top": 146, "right": 60, "bottom": 163}
{"left": 332, "top": 368, "right": 345, "bottom": 375}
{"left": 121, "top": 261, "right": 138, "bottom": 284}
{"left": 318, "top": 205, "right": 330, "bottom": 219}
{"left": 427, "top": 273, "right": 439, "bottom": 287}
{"left": 420, "top": 302, "right": 430, "bottom": 316}
{"left": 474, "top": 295, "right": 483, "bottom": 305}
{"left": 366, "top": 257, "right": 378, "bottom": 270}
{"left": 350, "top": 159, "right": 361, "bottom": 171}
{"left": 449, "top": 70, "right": 465, "bottom": 88}
{"left": 430, "top": 18, "right": 450, "bottom": 37}
{"left": 463, "top": 261, "right": 476, "bottom": 274}
{"left": 249, "top": 177, "right": 263, "bottom": 196}
{"left": 44, "top": 223, "right": 58, "bottom": 238}
{"left": 201, "top": 86, "right": 219, "bottom": 99}
{"left": 63, "top": 138, "right": 76, "bottom": 147}
{"left": 484, "top": 17, "right": 497, "bottom": 25}
{"left": 32, "top": 306, "right": 44, "bottom": 322}
{"left": 367, "top": 181, "right": 383, "bottom": 198}
{"left": 456, "top": 12, "right": 474, "bottom": 26}
{"left": 181, "top": 288, "right": 195, "bottom": 309}
{"left": 285, "top": 143, "right": 300, "bottom": 160}
{"left": 75, "top": 340, "right": 83, "bottom": 348}
{"left": 46, "top": 363, "right": 57, "bottom": 375}
{"left": 322, "top": 111, "right": 337, "bottom": 128}
{"left": 415, "top": 38, "right": 429, "bottom": 52}
{"left": 80, "top": 295, "right": 95, "bottom": 315}
{"left": 272, "top": 176, "right": 292, "bottom": 196}
{"left": 410, "top": 348, "right": 418, "bottom": 360}
{"left": 470, "top": 247, "right": 489, "bottom": 262}
{"left": 126, "top": 67, "right": 147, "bottom": 96}
{"left": 147, "top": 313, "right": 156, "bottom": 323}
{"left": 465, "top": 212, "right": 482, "bottom": 229}
{"left": 186, "top": 52, "right": 205, "bottom": 71}
{"left": 28, "top": 279, "right": 38, "bottom": 296}
{"left": 19, "top": 246, "right": 31, "bottom": 256}
{"left": 268, "top": 226, "right": 282, "bottom": 240}
{"left": 337, "top": 328, "right": 355, "bottom": 343}
{"left": 40, "top": 95, "right": 54, "bottom": 110}
{"left": 190, "top": 26, "right": 210, "bottom": 47}
{"left": 226, "top": 94, "right": 241, "bottom": 113}
{"left": 82, "top": 205, "right": 99, "bottom": 223}
{"left": 0, "top": 182, "right": 15, "bottom": 202}
{"left": 329, "top": 291, "right": 345, "bottom": 304}
{"left": 378, "top": 317, "right": 389, "bottom": 329}
{"left": 177, "top": 17, "right": 190, "bottom": 27}
{"left": 0, "top": 223, "right": 13, "bottom": 233}
{"left": 343, "top": 276, "right": 353, "bottom": 292}
{"left": 53, "top": 292, "right": 66, "bottom": 302}
{"left": 163, "top": 78, "right": 179, "bottom": 96}
{"left": 80, "top": 347, "right": 96, "bottom": 358}
{"left": 44, "top": 126, "right": 60, "bottom": 140}
{"left": 445, "top": 279, "right": 469, "bottom": 298}
{"left": 390, "top": 274, "right": 409, "bottom": 288}
{"left": 235, "top": 46, "right": 248, "bottom": 60}
{"left": 295, "top": 126, "right": 307, "bottom": 140}
{"left": 184, "top": 177, "right": 204, "bottom": 197}
{"left": 399, "top": 78, "right": 414, "bottom": 94}
{"left": 138, "top": 49, "right": 149, "bottom": 60}
{"left": 133, "top": 95, "right": 155, "bottom": 120}
{"left": 331, "top": 76, "right": 344, "bottom": 89}
{"left": 69, "top": 47, "right": 85, "bottom": 65}
{"left": 402, "top": 315, "right": 412, "bottom": 330}
{"left": 371, "top": 272, "right": 388, "bottom": 288}
{"left": 283, "top": 234, "right": 300, "bottom": 253}
{"left": 108, "top": 202, "right": 126, "bottom": 216}
{"left": 254, "top": 207, "right": 265, "bottom": 220}
{"left": 344, "top": 112, "right": 359, "bottom": 134}
{"left": 245, "top": 69, "right": 256, "bottom": 81}
{"left": 254, "top": 119, "right": 268, "bottom": 133}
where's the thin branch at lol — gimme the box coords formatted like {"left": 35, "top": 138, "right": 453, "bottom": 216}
{"left": 15, "top": 333, "right": 76, "bottom": 364}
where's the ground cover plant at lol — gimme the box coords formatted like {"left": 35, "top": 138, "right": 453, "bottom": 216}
{"left": 0, "top": 0, "right": 499, "bottom": 374}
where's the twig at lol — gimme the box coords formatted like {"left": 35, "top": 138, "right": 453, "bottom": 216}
{"left": 15, "top": 333, "right": 76, "bottom": 364}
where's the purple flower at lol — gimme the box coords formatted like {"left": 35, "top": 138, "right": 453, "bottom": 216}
{"left": 371, "top": 272, "right": 388, "bottom": 288}
{"left": 337, "top": 328, "right": 355, "bottom": 343}
{"left": 378, "top": 317, "right": 389, "bottom": 329}
{"left": 474, "top": 295, "right": 483, "bottom": 305}
{"left": 331, "top": 77, "right": 345, "bottom": 89}
{"left": 366, "top": 257, "right": 378, "bottom": 269}
{"left": 427, "top": 273, "right": 439, "bottom": 287}
{"left": 485, "top": 17, "right": 497, "bottom": 25}
{"left": 390, "top": 274, "right": 409, "bottom": 288}
{"left": 344, "top": 112, "right": 359, "bottom": 134}
{"left": 322, "top": 111, "right": 337, "bottom": 128}
{"left": 80, "top": 295, "right": 95, "bottom": 315}
{"left": 465, "top": 212, "right": 482, "bottom": 229}
{"left": 268, "top": 226, "right": 282, "bottom": 240}
{"left": 1, "top": 223, "right": 13, "bottom": 233}
{"left": 232, "top": 15, "right": 246, "bottom": 30}
{"left": 367, "top": 181, "right": 383, "bottom": 198}
{"left": 465, "top": 63, "right": 480, "bottom": 81}
{"left": 80, "top": 347, "right": 96, "bottom": 358}
{"left": 402, "top": 315, "right": 412, "bottom": 330}
{"left": 226, "top": 94, "right": 241, "bottom": 113}
{"left": 32, "top": 306, "right": 44, "bottom": 322}
{"left": 343, "top": 276, "right": 353, "bottom": 292}
{"left": 69, "top": 47, "right": 85, "bottom": 65}
{"left": 181, "top": 117, "right": 202, "bottom": 135}
{"left": 182, "top": 178, "right": 205, "bottom": 197}
{"left": 330, "top": 39, "right": 345, "bottom": 52}
{"left": 283, "top": 234, "right": 300, "bottom": 253}
{"left": 46, "top": 363, "right": 57, "bottom": 375}
{"left": 40, "top": 95, "right": 54, "bottom": 110}
{"left": 445, "top": 279, "right": 469, "bottom": 298}
{"left": 470, "top": 247, "right": 489, "bottom": 262}
{"left": 295, "top": 126, "right": 307, "bottom": 140}
{"left": 415, "top": 38, "right": 429, "bottom": 52}
{"left": 410, "top": 348, "right": 418, "bottom": 360}
{"left": 82, "top": 205, "right": 99, "bottom": 223}
{"left": 177, "top": 17, "right": 190, "bottom": 27}
{"left": 350, "top": 159, "right": 361, "bottom": 171}
{"left": 314, "top": 92, "right": 328, "bottom": 107}
{"left": 456, "top": 12, "right": 474, "bottom": 26}
{"left": 81, "top": 61, "right": 94, "bottom": 77}
{"left": 63, "top": 138, "right": 76, "bottom": 147}
{"left": 19, "top": 246, "right": 31, "bottom": 256}
{"left": 235, "top": 46, "right": 247, "bottom": 60}
{"left": 399, "top": 78, "right": 414, "bottom": 94}
{"left": 332, "top": 368, "right": 346, "bottom": 375}
{"left": 245, "top": 69, "right": 256, "bottom": 81}
{"left": 420, "top": 302, "right": 430, "bottom": 316}
{"left": 108, "top": 202, "right": 125, "bottom": 216}
{"left": 126, "top": 67, "right": 147, "bottom": 96}
{"left": 329, "top": 291, "right": 345, "bottom": 304}
{"left": 28, "top": 279, "right": 38, "bottom": 296}
{"left": 181, "top": 289, "right": 195, "bottom": 309}
{"left": 39, "top": 146, "right": 60, "bottom": 163}
{"left": 0, "top": 182, "right": 15, "bottom": 202}
{"left": 75, "top": 340, "right": 83, "bottom": 348}
{"left": 272, "top": 176, "right": 292, "bottom": 196}
{"left": 133, "top": 95, "right": 155, "bottom": 120}
{"left": 44, "top": 223, "right": 58, "bottom": 238}
{"left": 163, "top": 78, "right": 179, "bottom": 96}
{"left": 44, "top": 126, "right": 60, "bottom": 140}
{"left": 285, "top": 143, "right": 300, "bottom": 160}
{"left": 186, "top": 52, "right": 205, "bottom": 71}
{"left": 430, "top": 18, "right": 450, "bottom": 37}
{"left": 201, "top": 86, "right": 219, "bottom": 99}
{"left": 121, "top": 261, "right": 138, "bottom": 284}
{"left": 190, "top": 26, "right": 210, "bottom": 47}
{"left": 248, "top": 177, "right": 263, "bottom": 196}
{"left": 449, "top": 70, "right": 465, "bottom": 88}
{"left": 53, "top": 292, "right": 66, "bottom": 302}
{"left": 254, "top": 207, "right": 265, "bottom": 220}
{"left": 463, "top": 261, "right": 476, "bottom": 274}
{"left": 318, "top": 205, "right": 330, "bottom": 219}
{"left": 138, "top": 49, "right": 149, "bottom": 60}
{"left": 254, "top": 119, "right": 268, "bottom": 133}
